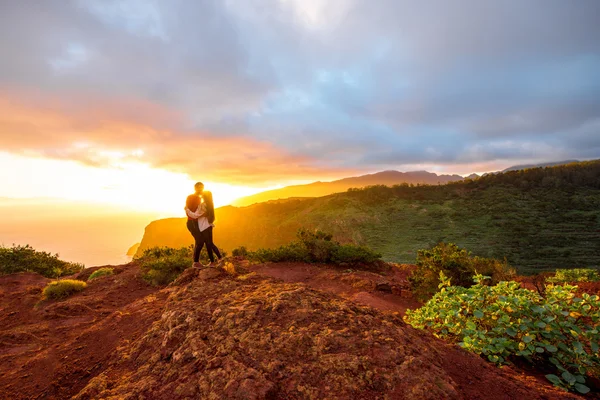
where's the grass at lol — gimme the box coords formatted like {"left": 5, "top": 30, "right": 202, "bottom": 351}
{"left": 42, "top": 279, "right": 87, "bottom": 300}
{"left": 87, "top": 267, "right": 114, "bottom": 281}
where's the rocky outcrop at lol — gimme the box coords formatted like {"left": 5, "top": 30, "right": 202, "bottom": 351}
{"left": 75, "top": 267, "right": 462, "bottom": 399}
{"left": 74, "top": 266, "right": 574, "bottom": 400}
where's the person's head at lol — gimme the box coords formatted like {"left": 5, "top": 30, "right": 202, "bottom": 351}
{"left": 194, "top": 182, "right": 204, "bottom": 195}
{"left": 202, "top": 191, "right": 215, "bottom": 223}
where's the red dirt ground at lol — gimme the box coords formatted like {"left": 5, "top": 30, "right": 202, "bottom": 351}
{"left": 0, "top": 261, "right": 592, "bottom": 399}
{"left": 0, "top": 263, "right": 166, "bottom": 400}
{"left": 247, "top": 262, "right": 422, "bottom": 316}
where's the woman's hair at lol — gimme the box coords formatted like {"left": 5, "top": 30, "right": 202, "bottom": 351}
{"left": 203, "top": 191, "right": 216, "bottom": 223}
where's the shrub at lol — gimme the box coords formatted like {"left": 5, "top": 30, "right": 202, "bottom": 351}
{"left": 247, "top": 229, "right": 382, "bottom": 267}
{"left": 548, "top": 269, "right": 600, "bottom": 284}
{"left": 0, "top": 244, "right": 84, "bottom": 278}
{"left": 42, "top": 279, "right": 87, "bottom": 300}
{"left": 405, "top": 274, "right": 599, "bottom": 394}
{"left": 232, "top": 246, "right": 249, "bottom": 257}
{"left": 87, "top": 267, "right": 114, "bottom": 281}
{"left": 136, "top": 246, "right": 193, "bottom": 286}
{"left": 409, "top": 243, "right": 515, "bottom": 299}
{"left": 332, "top": 244, "right": 382, "bottom": 265}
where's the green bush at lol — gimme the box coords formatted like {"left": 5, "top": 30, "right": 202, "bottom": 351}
{"left": 247, "top": 229, "right": 382, "bottom": 267}
{"left": 42, "top": 279, "right": 87, "bottom": 300}
{"left": 231, "top": 246, "right": 249, "bottom": 257}
{"left": 0, "top": 244, "right": 84, "bottom": 278}
{"left": 405, "top": 274, "right": 600, "bottom": 394}
{"left": 409, "top": 243, "right": 515, "bottom": 299}
{"left": 136, "top": 246, "right": 193, "bottom": 286}
{"left": 548, "top": 269, "right": 600, "bottom": 284}
{"left": 87, "top": 267, "right": 114, "bottom": 281}
{"left": 332, "top": 244, "right": 382, "bottom": 265}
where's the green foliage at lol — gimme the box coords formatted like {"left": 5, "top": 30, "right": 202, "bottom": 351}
{"left": 136, "top": 246, "right": 193, "bottom": 286}
{"left": 137, "top": 160, "right": 600, "bottom": 274}
{"left": 409, "top": 243, "right": 515, "bottom": 299}
{"left": 87, "top": 267, "right": 114, "bottom": 281}
{"left": 247, "top": 229, "right": 382, "bottom": 267}
{"left": 331, "top": 244, "right": 382, "bottom": 265}
{"left": 42, "top": 279, "right": 87, "bottom": 300}
{"left": 405, "top": 275, "right": 600, "bottom": 394}
{"left": 0, "top": 244, "right": 84, "bottom": 278}
{"left": 231, "top": 246, "right": 249, "bottom": 257}
{"left": 548, "top": 269, "right": 600, "bottom": 284}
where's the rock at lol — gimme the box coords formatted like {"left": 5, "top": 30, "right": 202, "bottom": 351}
{"left": 73, "top": 273, "right": 465, "bottom": 399}
{"left": 375, "top": 282, "right": 393, "bottom": 293}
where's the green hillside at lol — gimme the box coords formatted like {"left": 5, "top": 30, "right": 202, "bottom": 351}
{"left": 136, "top": 160, "right": 600, "bottom": 273}
{"left": 232, "top": 170, "right": 464, "bottom": 206}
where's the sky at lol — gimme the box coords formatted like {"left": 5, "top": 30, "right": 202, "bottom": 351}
{"left": 1, "top": 0, "right": 600, "bottom": 213}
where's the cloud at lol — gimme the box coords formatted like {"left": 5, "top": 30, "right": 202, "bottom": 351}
{"left": 0, "top": 91, "right": 356, "bottom": 184}
{"left": 0, "top": 0, "right": 598, "bottom": 181}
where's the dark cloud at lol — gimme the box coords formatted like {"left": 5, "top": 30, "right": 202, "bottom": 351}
{"left": 0, "top": 0, "right": 598, "bottom": 180}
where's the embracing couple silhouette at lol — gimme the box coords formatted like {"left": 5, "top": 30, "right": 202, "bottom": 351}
{"left": 185, "top": 182, "right": 222, "bottom": 268}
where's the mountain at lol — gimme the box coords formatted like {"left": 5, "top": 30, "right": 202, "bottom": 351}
{"left": 501, "top": 160, "right": 579, "bottom": 173}
{"left": 126, "top": 242, "right": 140, "bottom": 256}
{"left": 136, "top": 160, "right": 600, "bottom": 273}
{"left": 232, "top": 170, "right": 465, "bottom": 207}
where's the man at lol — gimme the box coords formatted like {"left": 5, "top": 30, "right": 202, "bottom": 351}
{"left": 186, "top": 182, "right": 204, "bottom": 267}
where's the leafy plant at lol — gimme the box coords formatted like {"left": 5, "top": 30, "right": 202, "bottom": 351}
{"left": 87, "top": 267, "right": 114, "bottom": 281}
{"left": 0, "top": 244, "right": 84, "bottom": 278}
{"left": 548, "top": 269, "right": 600, "bottom": 284}
{"left": 409, "top": 243, "right": 515, "bottom": 299}
{"left": 404, "top": 274, "right": 600, "bottom": 394}
{"left": 136, "top": 246, "right": 193, "bottom": 286}
{"left": 232, "top": 246, "right": 249, "bottom": 257}
{"left": 42, "top": 279, "right": 87, "bottom": 300}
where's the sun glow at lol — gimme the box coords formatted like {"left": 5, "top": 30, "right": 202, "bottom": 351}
{"left": 0, "top": 152, "right": 267, "bottom": 215}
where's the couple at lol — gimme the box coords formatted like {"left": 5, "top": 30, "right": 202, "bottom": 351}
{"left": 185, "top": 182, "right": 222, "bottom": 267}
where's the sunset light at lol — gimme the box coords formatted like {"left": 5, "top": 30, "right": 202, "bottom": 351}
{"left": 0, "top": 151, "right": 269, "bottom": 214}
{"left": 1, "top": 2, "right": 599, "bottom": 398}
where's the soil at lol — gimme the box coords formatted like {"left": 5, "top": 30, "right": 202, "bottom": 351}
{"left": 0, "top": 260, "right": 590, "bottom": 399}
{"left": 247, "top": 262, "right": 422, "bottom": 316}
{"left": 0, "top": 263, "right": 166, "bottom": 400}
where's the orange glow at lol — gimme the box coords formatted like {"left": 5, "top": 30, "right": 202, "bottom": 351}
{"left": 0, "top": 90, "right": 359, "bottom": 187}
{"left": 0, "top": 152, "right": 271, "bottom": 215}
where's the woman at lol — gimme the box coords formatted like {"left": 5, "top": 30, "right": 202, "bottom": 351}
{"left": 185, "top": 191, "right": 222, "bottom": 266}
{"left": 185, "top": 184, "right": 204, "bottom": 267}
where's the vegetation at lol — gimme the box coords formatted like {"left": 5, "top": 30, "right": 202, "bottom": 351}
{"left": 548, "top": 268, "right": 600, "bottom": 284}
{"left": 87, "top": 267, "right": 114, "bottom": 281}
{"left": 409, "top": 243, "right": 515, "bottom": 299}
{"left": 0, "top": 244, "right": 84, "bottom": 278}
{"left": 136, "top": 160, "right": 600, "bottom": 273}
{"left": 42, "top": 279, "right": 87, "bottom": 300}
{"left": 236, "top": 229, "right": 382, "bottom": 267}
{"left": 231, "top": 246, "right": 249, "bottom": 257}
{"left": 136, "top": 246, "right": 193, "bottom": 286}
{"left": 405, "top": 274, "right": 600, "bottom": 394}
